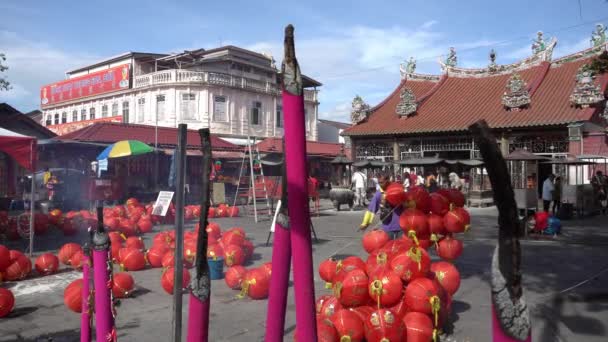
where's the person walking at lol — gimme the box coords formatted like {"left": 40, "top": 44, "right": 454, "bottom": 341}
{"left": 359, "top": 174, "right": 403, "bottom": 239}
{"left": 351, "top": 168, "right": 367, "bottom": 208}
{"left": 542, "top": 174, "right": 555, "bottom": 212}
{"left": 552, "top": 176, "right": 562, "bottom": 215}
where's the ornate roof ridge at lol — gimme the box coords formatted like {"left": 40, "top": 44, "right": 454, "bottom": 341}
{"left": 402, "top": 73, "right": 442, "bottom": 82}
{"left": 552, "top": 42, "right": 608, "bottom": 67}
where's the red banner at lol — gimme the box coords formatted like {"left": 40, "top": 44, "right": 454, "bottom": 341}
{"left": 41, "top": 64, "right": 130, "bottom": 107}
{"left": 48, "top": 116, "right": 123, "bottom": 136}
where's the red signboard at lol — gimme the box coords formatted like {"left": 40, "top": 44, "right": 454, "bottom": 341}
{"left": 41, "top": 64, "right": 131, "bottom": 107}
{"left": 48, "top": 116, "right": 123, "bottom": 136}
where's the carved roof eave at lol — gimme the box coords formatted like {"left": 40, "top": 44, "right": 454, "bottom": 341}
{"left": 438, "top": 38, "right": 557, "bottom": 78}
{"left": 401, "top": 72, "right": 442, "bottom": 82}
{"left": 552, "top": 42, "right": 608, "bottom": 67}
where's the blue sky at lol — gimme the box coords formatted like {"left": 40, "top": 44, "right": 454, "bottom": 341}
{"left": 1, "top": 0, "right": 607, "bottom": 121}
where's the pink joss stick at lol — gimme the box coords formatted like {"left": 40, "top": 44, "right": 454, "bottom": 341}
{"left": 93, "top": 206, "right": 116, "bottom": 341}
{"left": 187, "top": 128, "right": 213, "bottom": 342}
{"left": 281, "top": 24, "right": 317, "bottom": 341}
{"left": 81, "top": 245, "right": 91, "bottom": 342}
{"left": 265, "top": 138, "right": 291, "bottom": 342}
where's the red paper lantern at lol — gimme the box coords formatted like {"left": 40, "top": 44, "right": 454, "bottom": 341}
{"left": 221, "top": 231, "right": 244, "bottom": 246}
{"left": 364, "top": 309, "right": 405, "bottom": 342}
{"left": 126, "top": 237, "right": 145, "bottom": 251}
{"left": 48, "top": 209, "right": 63, "bottom": 225}
{"left": 437, "top": 235, "right": 463, "bottom": 261}
{"left": 404, "top": 187, "right": 431, "bottom": 213}
{"left": 34, "top": 213, "right": 49, "bottom": 235}
{"left": 333, "top": 268, "right": 369, "bottom": 307}
{"left": 224, "top": 244, "right": 245, "bottom": 267}
{"left": 146, "top": 245, "right": 168, "bottom": 268}
{"left": 4, "top": 250, "right": 31, "bottom": 281}
{"left": 362, "top": 230, "right": 390, "bottom": 253}
{"left": 379, "top": 239, "right": 413, "bottom": 261}
{"left": 120, "top": 247, "right": 146, "bottom": 271}
{"left": 261, "top": 262, "right": 272, "bottom": 279}
{"left": 384, "top": 183, "right": 407, "bottom": 207}
{"left": 225, "top": 265, "right": 247, "bottom": 290}
{"left": 184, "top": 207, "right": 194, "bottom": 222}
{"left": 126, "top": 198, "right": 139, "bottom": 207}
{"left": 228, "top": 206, "right": 240, "bottom": 217}
{"left": 111, "top": 243, "right": 122, "bottom": 264}
{"left": 318, "top": 295, "right": 343, "bottom": 318}
{"left": 69, "top": 250, "right": 86, "bottom": 269}
{"left": 112, "top": 272, "right": 135, "bottom": 298}
{"left": 428, "top": 213, "right": 446, "bottom": 237}
{"left": 404, "top": 277, "right": 443, "bottom": 315}
{"left": 242, "top": 267, "right": 270, "bottom": 299}
{"left": 207, "top": 208, "right": 216, "bottom": 218}
{"left": 431, "top": 261, "right": 461, "bottom": 296}
{"left": 161, "top": 266, "right": 191, "bottom": 295}
{"left": 0, "top": 287, "right": 15, "bottom": 318}
{"left": 429, "top": 193, "right": 450, "bottom": 216}
{"left": 444, "top": 188, "right": 465, "bottom": 208}
{"left": 64, "top": 279, "right": 83, "bottom": 313}
{"left": 316, "top": 317, "right": 340, "bottom": 342}
{"left": 443, "top": 207, "right": 471, "bottom": 234}
{"left": 366, "top": 251, "right": 390, "bottom": 275}
{"left": 368, "top": 269, "right": 404, "bottom": 307}
{"left": 399, "top": 209, "right": 430, "bottom": 243}
{"left": 206, "top": 223, "right": 222, "bottom": 239}
{"left": 0, "top": 245, "right": 10, "bottom": 271}
{"left": 403, "top": 311, "right": 434, "bottom": 342}
{"left": 153, "top": 231, "right": 173, "bottom": 250}
{"left": 340, "top": 256, "right": 366, "bottom": 273}
{"left": 207, "top": 244, "right": 224, "bottom": 260}
{"left": 390, "top": 247, "right": 431, "bottom": 283}
{"left": 162, "top": 250, "right": 175, "bottom": 269}
{"left": 241, "top": 239, "right": 254, "bottom": 260}
{"left": 349, "top": 306, "right": 375, "bottom": 322}
{"left": 315, "top": 295, "right": 332, "bottom": 315}
{"left": 389, "top": 295, "right": 411, "bottom": 320}
{"left": 331, "top": 309, "right": 365, "bottom": 342}
{"left": 183, "top": 240, "right": 197, "bottom": 267}
{"left": 319, "top": 258, "right": 338, "bottom": 287}
{"left": 137, "top": 219, "right": 153, "bottom": 234}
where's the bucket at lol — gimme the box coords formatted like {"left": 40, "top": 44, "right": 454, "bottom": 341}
{"left": 208, "top": 257, "right": 224, "bottom": 280}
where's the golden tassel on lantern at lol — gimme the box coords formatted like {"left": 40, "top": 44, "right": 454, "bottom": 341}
{"left": 407, "top": 230, "right": 420, "bottom": 246}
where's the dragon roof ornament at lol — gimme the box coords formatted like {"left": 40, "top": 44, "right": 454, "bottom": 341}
{"left": 351, "top": 95, "right": 371, "bottom": 124}
{"left": 395, "top": 87, "right": 417, "bottom": 117}
{"left": 502, "top": 73, "right": 531, "bottom": 111}
{"left": 570, "top": 66, "right": 605, "bottom": 108}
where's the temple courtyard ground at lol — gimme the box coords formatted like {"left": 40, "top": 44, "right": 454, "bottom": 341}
{"left": 1, "top": 203, "right": 607, "bottom": 342}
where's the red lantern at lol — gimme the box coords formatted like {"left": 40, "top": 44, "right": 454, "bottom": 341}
{"left": 404, "top": 277, "right": 443, "bottom": 315}
{"left": 389, "top": 295, "right": 411, "bottom": 320}
{"left": 444, "top": 207, "right": 471, "bottom": 234}
{"left": 261, "top": 262, "right": 272, "bottom": 279}
{"left": 241, "top": 239, "right": 254, "bottom": 260}
{"left": 34, "top": 213, "right": 49, "bottom": 235}
{"left": 428, "top": 213, "right": 446, "bottom": 237}
{"left": 316, "top": 317, "right": 340, "bottom": 342}
{"left": 431, "top": 261, "right": 461, "bottom": 296}
{"left": 333, "top": 268, "right": 369, "bottom": 307}
{"left": 221, "top": 231, "right": 245, "bottom": 246}
{"left": 228, "top": 206, "right": 240, "bottom": 217}
{"left": 208, "top": 208, "right": 216, "bottom": 218}
{"left": 225, "top": 265, "right": 247, "bottom": 290}
{"left": 120, "top": 247, "right": 146, "bottom": 271}
{"left": 399, "top": 209, "right": 430, "bottom": 243}
{"left": 366, "top": 251, "right": 390, "bottom": 275}
{"left": 368, "top": 269, "right": 404, "bottom": 307}
{"left": 206, "top": 223, "right": 222, "bottom": 239}
{"left": 152, "top": 231, "right": 173, "bottom": 250}
{"left": 112, "top": 272, "right": 135, "bottom": 298}
{"left": 126, "top": 198, "right": 139, "bottom": 207}
{"left": 146, "top": 245, "right": 167, "bottom": 268}
{"left": 64, "top": 279, "right": 83, "bottom": 313}
{"left": 224, "top": 244, "right": 245, "bottom": 267}
{"left": 126, "top": 236, "right": 145, "bottom": 251}
{"left": 331, "top": 309, "right": 365, "bottom": 342}
{"left": 161, "top": 266, "right": 191, "bottom": 295}
{"left": 403, "top": 311, "right": 434, "bottom": 342}
{"left": 429, "top": 193, "right": 450, "bottom": 216}
{"left": 318, "top": 258, "right": 338, "bottom": 287}
{"left": 48, "top": 209, "right": 63, "bottom": 225}
{"left": 69, "top": 250, "right": 86, "bottom": 269}
{"left": 318, "top": 295, "right": 343, "bottom": 318}
{"left": 404, "top": 187, "right": 431, "bottom": 213}
{"left": 0, "top": 287, "right": 15, "bottom": 318}
{"left": 364, "top": 309, "right": 405, "bottom": 342}
{"left": 390, "top": 247, "right": 430, "bottom": 283}
{"left": 137, "top": 218, "right": 153, "bottom": 234}
{"left": 207, "top": 244, "right": 224, "bottom": 260}
{"left": 437, "top": 235, "right": 463, "bottom": 261}
{"left": 315, "top": 295, "right": 331, "bottom": 315}
{"left": 379, "top": 239, "right": 413, "bottom": 261}
{"left": 441, "top": 188, "right": 465, "bottom": 208}
{"left": 349, "top": 306, "right": 375, "bottom": 322}
{"left": 241, "top": 267, "right": 270, "bottom": 300}
{"left": 384, "top": 183, "right": 406, "bottom": 207}
{"left": 362, "top": 230, "right": 390, "bottom": 253}
{"left": 0, "top": 245, "right": 10, "bottom": 271}
{"left": 340, "top": 256, "right": 367, "bottom": 273}
{"left": 4, "top": 250, "right": 31, "bottom": 281}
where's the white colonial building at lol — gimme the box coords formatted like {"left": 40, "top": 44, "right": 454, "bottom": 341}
{"left": 40, "top": 46, "right": 321, "bottom": 142}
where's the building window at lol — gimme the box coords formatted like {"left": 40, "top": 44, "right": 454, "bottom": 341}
{"left": 250, "top": 101, "right": 262, "bottom": 126}
{"left": 276, "top": 104, "right": 283, "bottom": 128}
{"left": 81, "top": 109, "right": 86, "bottom": 121}
{"left": 46, "top": 115, "right": 52, "bottom": 126}
{"left": 137, "top": 98, "right": 145, "bottom": 123}
{"left": 112, "top": 103, "right": 118, "bottom": 116}
{"left": 72, "top": 110, "right": 78, "bottom": 122}
{"left": 122, "top": 101, "right": 130, "bottom": 122}
{"left": 61, "top": 112, "right": 67, "bottom": 124}
{"left": 89, "top": 107, "right": 96, "bottom": 120}
{"left": 213, "top": 96, "right": 227, "bottom": 122}
{"left": 181, "top": 93, "right": 196, "bottom": 120}
{"left": 305, "top": 109, "right": 310, "bottom": 133}
{"left": 54, "top": 113, "right": 59, "bottom": 125}
{"left": 101, "top": 105, "right": 108, "bottom": 118}
{"left": 156, "top": 95, "right": 166, "bottom": 122}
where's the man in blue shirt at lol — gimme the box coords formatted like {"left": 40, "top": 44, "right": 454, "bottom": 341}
{"left": 359, "top": 174, "right": 403, "bottom": 239}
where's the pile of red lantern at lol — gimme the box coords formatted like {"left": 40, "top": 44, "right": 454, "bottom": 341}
{"left": 313, "top": 186, "right": 469, "bottom": 342}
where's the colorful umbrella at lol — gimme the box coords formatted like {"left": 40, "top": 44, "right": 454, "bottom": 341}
{"left": 97, "top": 140, "right": 154, "bottom": 160}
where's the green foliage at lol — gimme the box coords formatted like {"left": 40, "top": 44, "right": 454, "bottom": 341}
{"left": 587, "top": 51, "right": 608, "bottom": 75}
{"left": 0, "top": 53, "right": 10, "bottom": 91}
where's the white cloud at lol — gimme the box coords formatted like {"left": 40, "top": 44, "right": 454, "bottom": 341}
{"left": 0, "top": 31, "right": 100, "bottom": 112}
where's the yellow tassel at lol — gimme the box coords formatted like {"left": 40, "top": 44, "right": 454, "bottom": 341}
{"left": 119, "top": 264, "right": 125, "bottom": 272}
{"left": 464, "top": 224, "right": 471, "bottom": 232}
{"left": 236, "top": 280, "right": 249, "bottom": 299}
{"left": 429, "top": 295, "right": 441, "bottom": 327}
{"left": 432, "top": 329, "right": 438, "bottom": 342}
{"left": 324, "top": 282, "right": 333, "bottom": 289}
{"left": 407, "top": 247, "right": 422, "bottom": 271}
{"left": 370, "top": 280, "right": 383, "bottom": 309}
{"left": 376, "top": 252, "right": 388, "bottom": 265}
{"left": 430, "top": 233, "right": 439, "bottom": 250}
{"left": 120, "top": 233, "right": 126, "bottom": 241}
{"left": 407, "top": 230, "right": 419, "bottom": 246}
{"left": 340, "top": 336, "right": 352, "bottom": 342}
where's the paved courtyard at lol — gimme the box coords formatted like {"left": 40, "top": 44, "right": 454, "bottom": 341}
{"left": 1, "top": 204, "right": 607, "bottom": 342}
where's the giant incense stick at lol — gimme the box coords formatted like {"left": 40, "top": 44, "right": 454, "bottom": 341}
{"left": 92, "top": 206, "right": 115, "bottom": 341}
{"left": 187, "top": 128, "right": 213, "bottom": 342}
{"left": 80, "top": 244, "right": 91, "bottom": 342}
{"left": 265, "top": 137, "right": 291, "bottom": 341}
{"left": 469, "top": 120, "right": 531, "bottom": 342}
{"left": 281, "top": 24, "right": 318, "bottom": 341}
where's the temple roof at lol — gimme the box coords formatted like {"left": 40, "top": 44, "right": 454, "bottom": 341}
{"left": 343, "top": 42, "right": 608, "bottom": 137}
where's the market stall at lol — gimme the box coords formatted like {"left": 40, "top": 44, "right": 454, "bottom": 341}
{"left": 542, "top": 156, "right": 597, "bottom": 217}
{"left": 506, "top": 149, "right": 550, "bottom": 212}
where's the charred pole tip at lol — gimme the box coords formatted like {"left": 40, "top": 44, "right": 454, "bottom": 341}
{"left": 282, "top": 24, "right": 302, "bottom": 96}
{"left": 468, "top": 120, "right": 530, "bottom": 341}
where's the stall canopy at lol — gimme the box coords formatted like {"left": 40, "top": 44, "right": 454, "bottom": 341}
{"left": 505, "top": 149, "right": 550, "bottom": 161}
{"left": 0, "top": 127, "right": 36, "bottom": 171}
